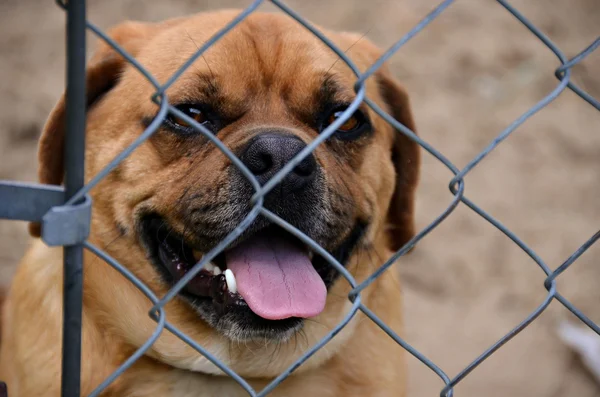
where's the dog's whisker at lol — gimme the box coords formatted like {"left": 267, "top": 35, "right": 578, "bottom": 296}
{"left": 325, "top": 26, "right": 373, "bottom": 76}
{"left": 184, "top": 28, "right": 218, "bottom": 95}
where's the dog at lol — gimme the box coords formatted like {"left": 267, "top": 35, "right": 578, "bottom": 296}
{"left": 0, "top": 10, "right": 420, "bottom": 396}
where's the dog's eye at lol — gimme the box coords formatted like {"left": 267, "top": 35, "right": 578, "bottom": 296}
{"left": 169, "top": 105, "right": 208, "bottom": 128}
{"left": 321, "top": 107, "right": 370, "bottom": 139}
{"left": 169, "top": 106, "right": 208, "bottom": 128}
{"left": 326, "top": 111, "right": 360, "bottom": 132}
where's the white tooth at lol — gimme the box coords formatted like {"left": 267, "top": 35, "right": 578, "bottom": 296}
{"left": 224, "top": 269, "right": 237, "bottom": 294}
{"left": 203, "top": 262, "right": 215, "bottom": 272}
{"left": 308, "top": 251, "right": 314, "bottom": 260}
{"left": 213, "top": 267, "right": 222, "bottom": 276}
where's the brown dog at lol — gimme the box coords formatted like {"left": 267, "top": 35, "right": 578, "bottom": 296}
{"left": 0, "top": 10, "right": 419, "bottom": 397}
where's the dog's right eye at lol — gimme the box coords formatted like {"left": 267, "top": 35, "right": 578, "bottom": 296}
{"left": 166, "top": 105, "right": 213, "bottom": 133}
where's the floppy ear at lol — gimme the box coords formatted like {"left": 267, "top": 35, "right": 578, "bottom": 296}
{"left": 376, "top": 66, "right": 420, "bottom": 252}
{"left": 29, "top": 21, "right": 160, "bottom": 237}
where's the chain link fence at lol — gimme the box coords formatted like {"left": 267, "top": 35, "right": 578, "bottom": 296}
{"left": 0, "top": 0, "right": 599, "bottom": 396}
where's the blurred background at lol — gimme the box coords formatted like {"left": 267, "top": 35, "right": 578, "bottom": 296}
{"left": 0, "top": 0, "right": 599, "bottom": 395}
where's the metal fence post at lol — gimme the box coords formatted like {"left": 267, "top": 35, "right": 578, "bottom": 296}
{"left": 62, "top": 0, "right": 87, "bottom": 396}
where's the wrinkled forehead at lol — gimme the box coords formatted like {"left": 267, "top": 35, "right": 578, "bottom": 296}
{"left": 127, "top": 13, "right": 371, "bottom": 104}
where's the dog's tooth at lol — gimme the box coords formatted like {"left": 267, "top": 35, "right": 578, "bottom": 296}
{"left": 204, "top": 262, "right": 215, "bottom": 272}
{"left": 213, "top": 267, "right": 222, "bottom": 276}
{"left": 308, "top": 251, "right": 314, "bottom": 261}
{"left": 224, "top": 269, "right": 237, "bottom": 294}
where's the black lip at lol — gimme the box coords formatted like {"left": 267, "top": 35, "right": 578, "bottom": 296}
{"left": 138, "top": 213, "right": 367, "bottom": 340}
{"left": 314, "top": 221, "right": 367, "bottom": 285}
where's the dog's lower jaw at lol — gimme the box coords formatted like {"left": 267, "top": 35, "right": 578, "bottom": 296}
{"left": 148, "top": 347, "right": 233, "bottom": 376}
{"left": 129, "top": 259, "right": 406, "bottom": 392}
{"left": 147, "top": 297, "right": 360, "bottom": 379}
{"left": 188, "top": 297, "right": 305, "bottom": 343}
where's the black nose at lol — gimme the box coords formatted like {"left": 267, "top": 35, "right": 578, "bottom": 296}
{"left": 240, "top": 133, "right": 317, "bottom": 193}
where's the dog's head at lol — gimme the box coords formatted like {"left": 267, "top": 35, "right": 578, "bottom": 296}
{"left": 33, "top": 11, "right": 419, "bottom": 376}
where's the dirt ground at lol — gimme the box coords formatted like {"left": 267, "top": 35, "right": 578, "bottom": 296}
{"left": 1, "top": 0, "right": 599, "bottom": 396}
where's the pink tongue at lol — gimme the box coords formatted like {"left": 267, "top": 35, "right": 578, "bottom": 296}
{"left": 225, "top": 233, "right": 327, "bottom": 320}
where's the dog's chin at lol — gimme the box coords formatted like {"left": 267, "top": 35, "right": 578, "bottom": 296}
{"left": 139, "top": 214, "right": 366, "bottom": 342}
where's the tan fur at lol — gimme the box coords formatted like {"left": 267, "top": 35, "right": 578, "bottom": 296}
{"left": 0, "top": 10, "right": 419, "bottom": 396}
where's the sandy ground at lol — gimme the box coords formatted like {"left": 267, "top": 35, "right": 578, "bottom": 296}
{"left": 1, "top": 0, "right": 599, "bottom": 396}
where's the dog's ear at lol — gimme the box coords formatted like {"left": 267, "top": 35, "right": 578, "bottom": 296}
{"left": 37, "top": 21, "right": 158, "bottom": 187}
{"left": 376, "top": 66, "right": 420, "bottom": 252}
{"left": 29, "top": 21, "right": 160, "bottom": 237}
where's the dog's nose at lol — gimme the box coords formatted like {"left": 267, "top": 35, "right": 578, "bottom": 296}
{"left": 241, "top": 134, "right": 317, "bottom": 192}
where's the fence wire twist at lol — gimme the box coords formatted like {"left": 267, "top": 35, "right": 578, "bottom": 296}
{"left": 0, "top": 0, "right": 599, "bottom": 396}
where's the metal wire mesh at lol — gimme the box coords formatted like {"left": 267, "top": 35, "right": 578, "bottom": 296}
{"left": 0, "top": 0, "right": 598, "bottom": 396}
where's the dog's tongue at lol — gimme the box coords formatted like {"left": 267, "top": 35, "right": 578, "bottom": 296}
{"left": 225, "top": 233, "right": 326, "bottom": 320}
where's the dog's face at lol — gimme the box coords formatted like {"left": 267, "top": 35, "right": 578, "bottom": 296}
{"left": 34, "top": 11, "right": 419, "bottom": 376}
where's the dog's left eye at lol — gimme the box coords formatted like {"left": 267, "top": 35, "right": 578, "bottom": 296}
{"left": 321, "top": 107, "right": 370, "bottom": 139}
{"left": 327, "top": 111, "right": 360, "bottom": 132}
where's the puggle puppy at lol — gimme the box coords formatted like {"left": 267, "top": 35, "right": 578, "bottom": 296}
{"left": 0, "top": 9, "right": 420, "bottom": 397}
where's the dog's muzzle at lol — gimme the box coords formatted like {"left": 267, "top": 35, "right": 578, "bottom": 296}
{"left": 139, "top": 132, "right": 365, "bottom": 340}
